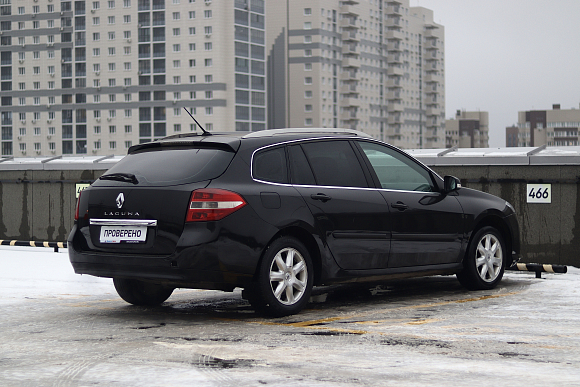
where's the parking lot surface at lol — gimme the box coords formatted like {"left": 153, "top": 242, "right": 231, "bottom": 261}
{"left": 1, "top": 246, "right": 579, "bottom": 386}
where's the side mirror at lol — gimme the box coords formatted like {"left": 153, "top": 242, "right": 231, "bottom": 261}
{"left": 444, "top": 175, "right": 461, "bottom": 193}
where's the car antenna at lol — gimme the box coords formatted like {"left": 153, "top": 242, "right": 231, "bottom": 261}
{"left": 183, "top": 107, "right": 211, "bottom": 136}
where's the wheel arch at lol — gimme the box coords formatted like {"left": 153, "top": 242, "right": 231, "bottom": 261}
{"left": 255, "top": 226, "right": 323, "bottom": 286}
{"left": 467, "top": 215, "right": 512, "bottom": 264}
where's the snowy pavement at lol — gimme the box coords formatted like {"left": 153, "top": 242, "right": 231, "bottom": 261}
{"left": 1, "top": 245, "right": 580, "bottom": 386}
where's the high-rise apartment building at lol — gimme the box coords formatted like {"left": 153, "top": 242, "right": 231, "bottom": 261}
{"left": 445, "top": 110, "right": 489, "bottom": 148}
{"left": 507, "top": 104, "right": 580, "bottom": 147}
{"left": 0, "top": 0, "right": 267, "bottom": 156}
{"left": 267, "top": 0, "right": 445, "bottom": 149}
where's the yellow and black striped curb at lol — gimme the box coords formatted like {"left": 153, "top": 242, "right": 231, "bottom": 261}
{"left": 507, "top": 262, "right": 567, "bottom": 278}
{"left": 0, "top": 240, "right": 67, "bottom": 252}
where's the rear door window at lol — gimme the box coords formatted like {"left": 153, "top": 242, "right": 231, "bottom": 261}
{"left": 300, "top": 140, "right": 368, "bottom": 188}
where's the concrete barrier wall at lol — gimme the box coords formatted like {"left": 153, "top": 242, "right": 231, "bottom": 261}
{"left": 431, "top": 165, "right": 579, "bottom": 267}
{"left": 0, "top": 169, "right": 103, "bottom": 243}
{"left": 0, "top": 165, "right": 578, "bottom": 267}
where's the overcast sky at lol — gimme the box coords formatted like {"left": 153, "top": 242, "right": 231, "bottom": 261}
{"left": 411, "top": 0, "right": 580, "bottom": 147}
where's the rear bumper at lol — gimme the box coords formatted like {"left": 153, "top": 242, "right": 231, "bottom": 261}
{"left": 68, "top": 222, "right": 262, "bottom": 290}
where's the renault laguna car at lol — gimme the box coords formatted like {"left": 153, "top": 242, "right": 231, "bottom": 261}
{"left": 69, "top": 128, "right": 520, "bottom": 316}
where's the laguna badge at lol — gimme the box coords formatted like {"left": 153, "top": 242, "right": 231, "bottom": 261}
{"left": 116, "top": 193, "right": 125, "bottom": 209}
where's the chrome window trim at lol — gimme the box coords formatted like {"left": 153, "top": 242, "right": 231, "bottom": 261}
{"left": 252, "top": 178, "right": 439, "bottom": 196}
{"left": 90, "top": 219, "right": 158, "bottom": 227}
{"left": 250, "top": 136, "right": 361, "bottom": 182}
{"left": 250, "top": 136, "right": 441, "bottom": 194}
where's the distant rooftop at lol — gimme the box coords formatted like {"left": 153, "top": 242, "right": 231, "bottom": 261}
{"left": 0, "top": 155, "right": 124, "bottom": 171}
{"left": 407, "top": 145, "right": 580, "bottom": 166}
{"left": 1, "top": 145, "right": 580, "bottom": 170}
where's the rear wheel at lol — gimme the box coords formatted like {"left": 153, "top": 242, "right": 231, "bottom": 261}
{"left": 251, "top": 237, "right": 314, "bottom": 317}
{"left": 457, "top": 226, "right": 506, "bottom": 290}
{"left": 113, "top": 278, "right": 174, "bottom": 306}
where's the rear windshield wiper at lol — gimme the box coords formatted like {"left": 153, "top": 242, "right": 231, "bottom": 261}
{"left": 99, "top": 173, "right": 139, "bottom": 184}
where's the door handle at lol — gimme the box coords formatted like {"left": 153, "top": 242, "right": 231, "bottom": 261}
{"left": 391, "top": 201, "right": 408, "bottom": 211}
{"left": 311, "top": 193, "right": 331, "bottom": 202}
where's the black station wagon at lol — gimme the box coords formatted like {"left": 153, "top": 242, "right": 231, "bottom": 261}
{"left": 69, "top": 128, "right": 520, "bottom": 316}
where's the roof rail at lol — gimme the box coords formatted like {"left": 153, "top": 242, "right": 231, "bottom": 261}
{"left": 242, "top": 128, "right": 372, "bottom": 138}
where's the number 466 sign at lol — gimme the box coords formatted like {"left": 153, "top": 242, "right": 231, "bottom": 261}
{"left": 527, "top": 184, "right": 551, "bottom": 203}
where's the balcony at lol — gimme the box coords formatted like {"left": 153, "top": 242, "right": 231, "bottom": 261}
{"left": 385, "top": 30, "right": 404, "bottom": 40}
{"left": 340, "top": 4, "right": 359, "bottom": 16}
{"left": 340, "top": 110, "right": 359, "bottom": 121}
{"left": 424, "top": 73, "right": 440, "bottom": 83}
{"left": 386, "top": 78, "right": 402, "bottom": 88}
{"left": 425, "top": 51, "right": 438, "bottom": 61}
{"left": 342, "top": 97, "right": 361, "bottom": 107}
{"left": 386, "top": 91, "right": 400, "bottom": 100}
{"left": 425, "top": 86, "right": 438, "bottom": 95}
{"left": 386, "top": 5, "right": 402, "bottom": 15}
{"left": 342, "top": 57, "right": 360, "bottom": 68}
{"left": 426, "top": 66, "right": 439, "bottom": 74}
{"left": 387, "top": 41, "right": 401, "bottom": 52}
{"left": 341, "top": 70, "right": 358, "bottom": 81}
{"left": 340, "top": 18, "right": 358, "bottom": 29}
{"left": 387, "top": 66, "right": 404, "bottom": 76}
{"left": 424, "top": 27, "right": 439, "bottom": 38}
{"left": 389, "top": 103, "right": 404, "bottom": 112}
{"left": 340, "top": 83, "right": 359, "bottom": 94}
{"left": 342, "top": 31, "right": 359, "bottom": 42}
{"left": 342, "top": 44, "right": 360, "bottom": 56}
{"left": 425, "top": 96, "right": 438, "bottom": 105}
{"left": 387, "top": 55, "right": 402, "bottom": 64}
{"left": 426, "top": 118, "right": 440, "bottom": 128}
{"left": 386, "top": 17, "right": 402, "bottom": 28}
{"left": 426, "top": 107, "right": 439, "bottom": 117}
{"left": 388, "top": 115, "right": 402, "bottom": 125}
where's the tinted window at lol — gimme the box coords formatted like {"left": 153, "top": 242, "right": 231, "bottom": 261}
{"left": 289, "top": 145, "right": 316, "bottom": 185}
{"left": 358, "top": 141, "right": 434, "bottom": 192}
{"left": 301, "top": 140, "right": 368, "bottom": 188}
{"left": 253, "top": 146, "right": 288, "bottom": 184}
{"left": 97, "top": 147, "right": 235, "bottom": 186}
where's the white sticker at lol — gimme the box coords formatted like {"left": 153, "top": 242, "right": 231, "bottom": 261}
{"left": 527, "top": 184, "right": 551, "bottom": 203}
{"left": 76, "top": 183, "right": 91, "bottom": 198}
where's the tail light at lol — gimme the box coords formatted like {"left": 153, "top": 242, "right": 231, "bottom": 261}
{"left": 186, "top": 189, "right": 247, "bottom": 222}
{"left": 74, "top": 191, "right": 81, "bottom": 221}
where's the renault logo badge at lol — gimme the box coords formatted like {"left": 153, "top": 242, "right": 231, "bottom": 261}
{"left": 116, "top": 193, "right": 125, "bottom": 209}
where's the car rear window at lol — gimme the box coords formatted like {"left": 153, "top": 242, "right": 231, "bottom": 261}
{"left": 96, "top": 147, "right": 235, "bottom": 186}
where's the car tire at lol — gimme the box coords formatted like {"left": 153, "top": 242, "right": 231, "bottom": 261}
{"left": 457, "top": 226, "right": 507, "bottom": 291}
{"left": 252, "top": 237, "right": 314, "bottom": 317}
{"left": 113, "top": 278, "right": 174, "bottom": 306}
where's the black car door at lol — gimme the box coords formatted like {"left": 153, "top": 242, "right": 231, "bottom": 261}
{"left": 288, "top": 140, "right": 391, "bottom": 270}
{"left": 355, "top": 140, "right": 464, "bottom": 268}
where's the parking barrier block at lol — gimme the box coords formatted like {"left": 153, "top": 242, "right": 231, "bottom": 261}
{"left": 507, "top": 263, "right": 567, "bottom": 278}
{"left": 0, "top": 240, "right": 67, "bottom": 252}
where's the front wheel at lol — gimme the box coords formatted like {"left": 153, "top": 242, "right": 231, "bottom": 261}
{"left": 113, "top": 278, "right": 174, "bottom": 306}
{"left": 457, "top": 227, "right": 507, "bottom": 291}
{"left": 251, "top": 237, "right": 314, "bottom": 317}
